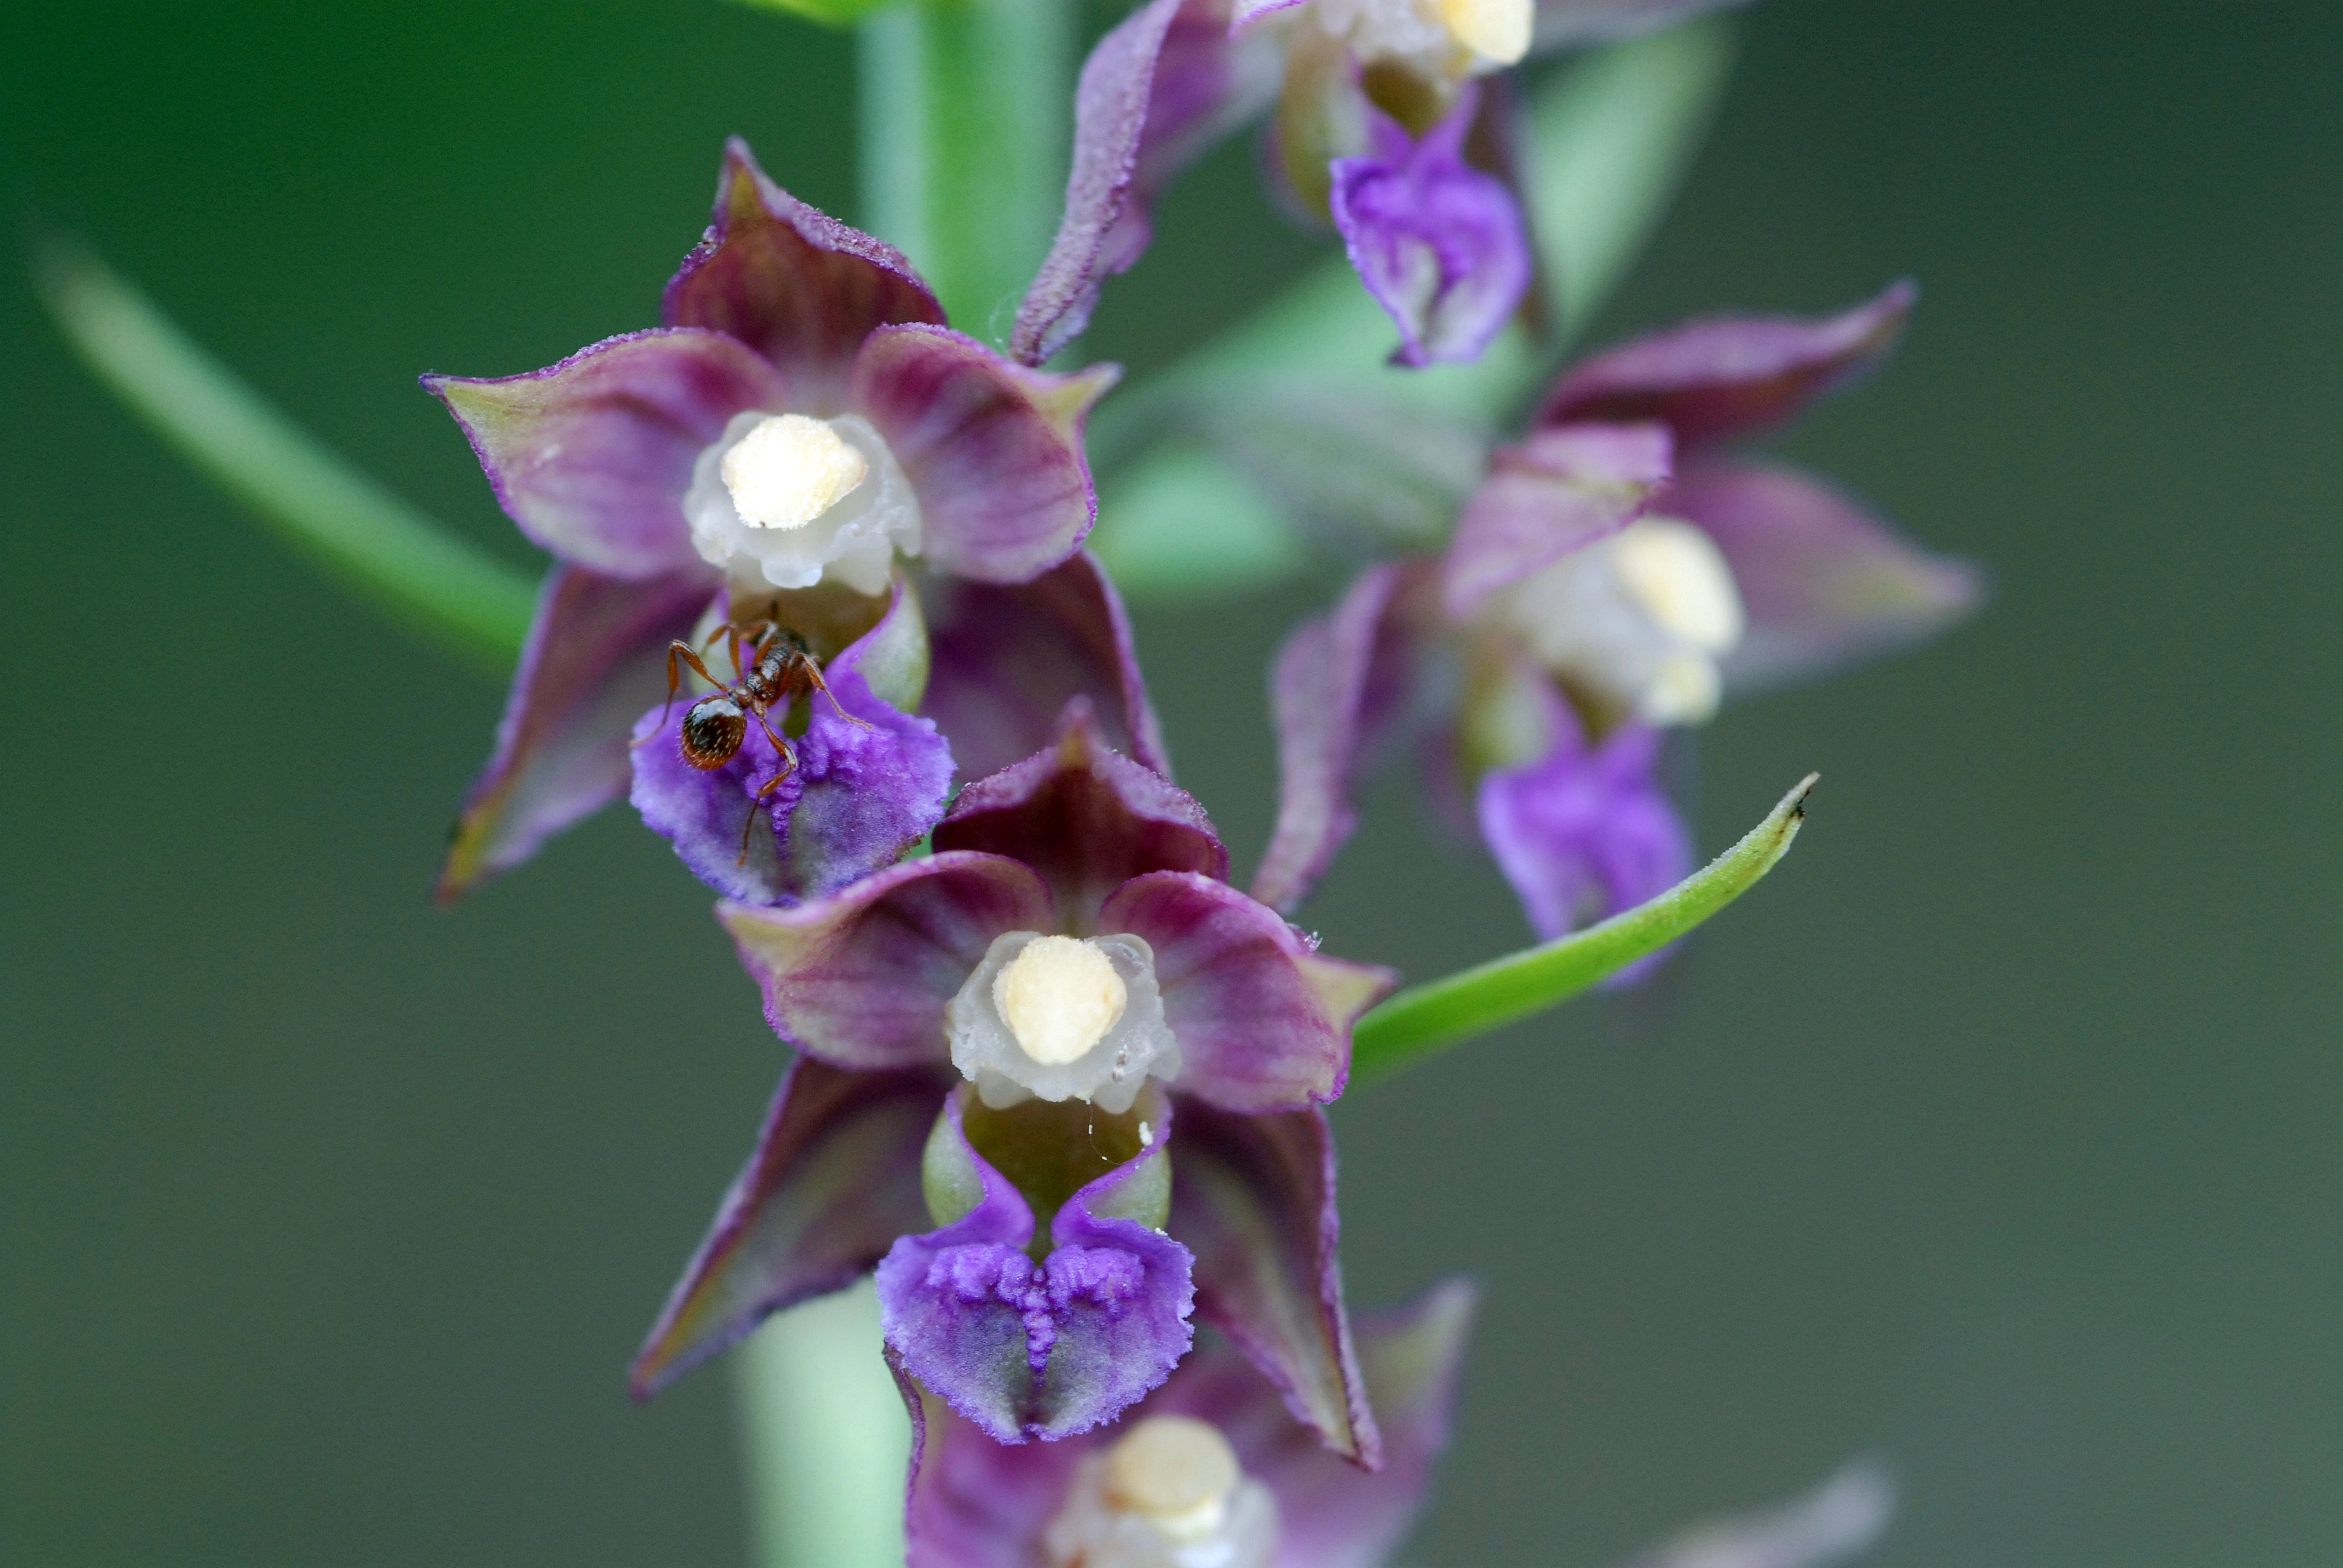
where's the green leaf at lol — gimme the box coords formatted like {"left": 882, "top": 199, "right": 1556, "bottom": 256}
{"left": 34, "top": 241, "right": 537, "bottom": 669}
{"left": 1350, "top": 773, "right": 1817, "bottom": 1083}
{"left": 1085, "top": 443, "right": 1312, "bottom": 601}
{"left": 1087, "top": 17, "right": 1739, "bottom": 602}
{"left": 732, "top": 0, "right": 897, "bottom": 30}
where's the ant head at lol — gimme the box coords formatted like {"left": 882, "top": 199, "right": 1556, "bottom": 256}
{"left": 680, "top": 695, "right": 748, "bottom": 770}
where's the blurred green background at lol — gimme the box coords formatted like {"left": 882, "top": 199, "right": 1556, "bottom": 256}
{"left": 4, "top": 0, "right": 2338, "bottom": 1563}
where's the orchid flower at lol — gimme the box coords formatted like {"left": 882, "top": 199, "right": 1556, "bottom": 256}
{"left": 902, "top": 1275, "right": 1894, "bottom": 1568}
{"left": 632, "top": 708, "right": 1395, "bottom": 1452}
{"left": 426, "top": 139, "right": 1126, "bottom": 901}
{"left": 902, "top": 1282, "right": 1475, "bottom": 1568}
{"left": 1012, "top": 0, "right": 1758, "bottom": 369}
{"left": 1253, "top": 283, "right": 1981, "bottom": 955}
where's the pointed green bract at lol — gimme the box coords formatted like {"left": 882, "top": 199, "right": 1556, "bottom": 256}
{"left": 1350, "top": 773, "right": 1817, "bottom": 1082}
{"left": 34, "top": 242, "right": 537, "bottom": 668}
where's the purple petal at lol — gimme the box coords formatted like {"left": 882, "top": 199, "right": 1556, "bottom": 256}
{"left": 1252, "top": 564, "right": 1412, "bottom": 915}
{"left": 1013, "top": 0, "right": 1278, "bottom": 365}
{"left": 776, "top": 598, "right": 958, "bottom": 899}
{"left": 628, "top": 585, "right": 955, "bottom": 904}
{"left": 1668, "top": 459, "right": 1985, "bottom": 696}
{"left": 1535, "top": 281, "right": 1916, "bottom": 449}
{"left": 900, "top": 1280, "right": 1477, "bottom": 1568}
{"left": 424, "top": 328, "right": 783, "bottom": 580}
{"left": 848, "top": 325, "right": 1109, "bottom": 584}
{"left": 1168, "top": 1098, "right": 1377, "bottom": 1465}
{"left": 1534, "top": 0, "right": 1760, "bottom": 47}
{"left": 663, "top": 138, "right": 945, "bottom": 414}
{"left": 1191, "top": 1281, "right": 1478, "bottom": 1568}
{"left": 922, "top": 550, "right": 1172, "bottom": 782}
{"left": 1443, "top": 421, "right": 1674, "bottom": 620}
{"left": 878, "top": 1093, "right": 1195, "bottom": 1442}
{"left": 1104, "top": 873, "right": 1391, "bottom": 1114}
{"left": 1475, "top": 697, "right": 1691, "bottom": 979}
{"left": 1330, "top": 90, "right": 1533, "bottom": 368}
{"left": 631, "top": 1058, "right": 952, "bottom": 1396}
{"left": 437, "top": 565, "right": 713, "bottom": 902}
{"left": 628, "top": 661, "right": 801, "bottom": 903}
{"left": 934, "top": 708, "right": 1227, "bottom": 929}
{"left": 719, "top": 853, "right": 1053, "bottom": 1068}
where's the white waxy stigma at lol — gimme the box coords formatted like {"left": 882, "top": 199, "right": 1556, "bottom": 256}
{"left": 1434, "top": 0, "right": 1530, "bottom": 64}
{"left": 1105, "top": 1418, "right": 1242, "bottom": 1542}
{"left": 1043, "top": 1416, "right": 1279, "bottom": 1568}
{"left": 1610, "top": 517, "right": 1745, "bottom": 654}
{"left": 1503, "top": 514, "right": 1746, "bottom": 728}
{"left": 946, "top": 932, "right": 1182, "bottom": 1113}
{"left": 994, "top": 935, "right": 1130, "bottom": 1067}
{"left": 719, "top": 413, "right": 869, "bottom": 531}
{"left": 684, "top": 409, "right": 923, "bottom": 594}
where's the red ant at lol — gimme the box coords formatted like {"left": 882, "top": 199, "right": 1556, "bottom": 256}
{"left": 638, "top": 619, "right": 870, "bottom": 863}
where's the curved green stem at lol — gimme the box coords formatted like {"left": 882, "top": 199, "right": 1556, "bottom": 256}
{"left": 33, "top": 242, "right": 537, "bottom": 669}
{"left": 1351, "top": 773, "right": 1817, "bottom": 1083}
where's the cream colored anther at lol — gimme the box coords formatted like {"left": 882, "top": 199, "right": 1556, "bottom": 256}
{"left": 1103, "top": 1417, "right": 1242, "bottom": 1544}
{"left": 1435, "top": 0, "right": 1530, "bottom": 63}
{"left": 720, "top": 414, "right": 869, "bottom": 531}
{"left": 1610, "top": 517, "right": 1745, "bottom": 653}
{"left": 992, "top": 935, "right": 1130, "bottom": 1067}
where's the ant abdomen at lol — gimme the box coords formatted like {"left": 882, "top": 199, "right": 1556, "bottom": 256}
{"left": 681, "top": 696, "right": 749, "bottom": 769}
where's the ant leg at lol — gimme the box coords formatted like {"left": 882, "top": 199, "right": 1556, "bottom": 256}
{"left": 798, "top": 658, "right": 874, "bottom": 731}
{"left": 631, "top": 641, "right": 729, "bottom": 748}
{"left": 750, "top": 707, "right": 799, "bottom": 769}
{"left": 736, "top": 753, "right": 800, "bottom": 864}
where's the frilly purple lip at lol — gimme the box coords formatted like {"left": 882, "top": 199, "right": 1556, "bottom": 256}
{"left": 1330, "top": 88, "right": 1533, "bottom": 368}
{"left": 628, "top": 580, "right": 954, "bottom": 906}
{"left": 899, "top": 1279, "right": 1480, "bottom": 1568}
{"left": 876, "top": 1090, "right": 1196, "bottom": 1442}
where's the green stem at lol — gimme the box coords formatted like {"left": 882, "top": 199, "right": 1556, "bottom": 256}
{"left": 33, "top": 242, "right": 537, "bottom": 670}
{"left": 857, "top": 0, "right": 1072, "bottom": 339}
{"left": 733, "top": 1282, "right": 913, "bottom": 1568}
{"left": 1351, "top": 773, "right": 1817, "bottom": 1083}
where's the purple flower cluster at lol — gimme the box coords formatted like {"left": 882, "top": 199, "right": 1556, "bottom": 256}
{"left": 1254, "top": 284, "right": 1982, "bottom": 959}
{"left": 1016, "top": 0, "right": 1762, "bottom": 367}
{"left": 424, "top": 50, "right": 1974, "bottom": 1545}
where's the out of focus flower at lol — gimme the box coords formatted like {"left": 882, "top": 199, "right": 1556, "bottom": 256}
{"left": 902, "top": 1281, "right": 1476, "bottom": 1568}
{"left": 632, "top": 709, "right": 1395, "bottom": 1452}
{"left": 1012, "top": 0, "right": 1755, "bottom": 368}
{"left": 1253, "top": 283, "right": 1982, "bottom": 952}
{"left": 427, "top": 139, "right": 1118, "bottom": 900}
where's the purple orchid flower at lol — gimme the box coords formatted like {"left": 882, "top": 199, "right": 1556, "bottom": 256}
{"left": 900, "top": 1281, "right": 1476, "bottom": 1568}
{"left": 1253, "top": 283, "right": 1983, "bottom": 953}
{"left": 631, "top": 708, "right": 1396, "bottom": 1452}
{"left": 425, "top": 138, "right": 1129, "bottom": 901}
{"left": 1012, "top": 0, "right": 1759, "bottom": 368}
{"left": 899, "top": 1275, "right": 1896, "bottom": 1568}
